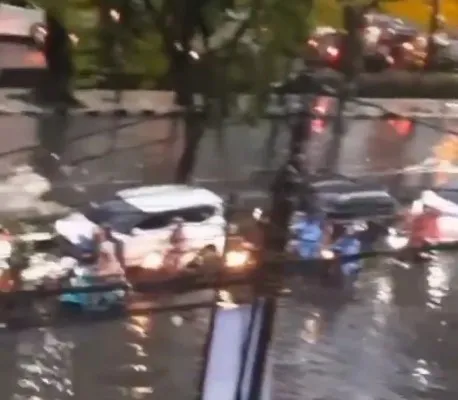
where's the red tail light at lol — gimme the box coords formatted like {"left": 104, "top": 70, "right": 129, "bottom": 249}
{"left": 388, "top": 118, "right": 413, "bottom": 136}
{"left": 311, "top": 97, "right": 331, "bottom": 134}
{"left": 311, "top": 119, "right": 325, "bottom": 134}
{"left": 326, "top": 46, "right": 339, "bottom": 59}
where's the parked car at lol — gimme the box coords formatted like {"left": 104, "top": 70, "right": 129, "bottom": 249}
{"left": 54, "top": 185, "right": 228, "bottom": 272}
{"left": 0, "top": 0, "right": 45, "bottom": 41}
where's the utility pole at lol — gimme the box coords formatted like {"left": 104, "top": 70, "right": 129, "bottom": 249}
{"left": 246, "top": 71, "right": 315, "bottom": 400}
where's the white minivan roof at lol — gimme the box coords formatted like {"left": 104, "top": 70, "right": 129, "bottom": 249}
{"left": 117, "top": 184, "right": 223, "bottom": 213}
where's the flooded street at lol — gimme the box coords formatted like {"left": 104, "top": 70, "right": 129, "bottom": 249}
{"left": 0, "top": 94, "right": 456, "bottom": 398}
{"left": 274, "top": 254, "right": 458, "bottom": 400}
{"left": 0, "top": 255, "right": 456, "bottom": 399}
{"left": 0, "top": 291, "right": 214, "bottom": 400}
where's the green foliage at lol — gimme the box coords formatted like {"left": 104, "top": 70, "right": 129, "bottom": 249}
{"left": 221, "top": 0, "right": 315, "bottom": 121}
{"left": 122, "top": 31, "right": 168, "bottom": 87}
{"left": 35, "top": 0, "right": 168, "bottom": 88}
{"left": 34, "top": 0, "right": 315, "bottom": 99}
{"left": 315, "top": 0, "right": 342, "bottom": 28}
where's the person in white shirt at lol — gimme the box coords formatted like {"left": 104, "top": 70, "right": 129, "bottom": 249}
{"left": 94, "top": 225, "right": 125, "bottom": 278}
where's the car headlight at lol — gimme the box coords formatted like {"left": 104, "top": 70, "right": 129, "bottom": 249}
{"left": 141, "top": 252, "right": 163, "bottom": 270}
{"left": 385, "top": 229, "right": 409, "bottom": 250}
{"left": 225, "top": 250, "right": 250, "bottom": 268}
{"left": 320, "top": 249, "right": 335, "bottom": 260}
{"left": 252, "top": 208, "right": 263, "bottom": 221}
{"left": 22, "top": 266, "right": 45, "bottom": 282}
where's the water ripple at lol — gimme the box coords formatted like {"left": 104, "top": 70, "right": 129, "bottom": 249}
{"left": 273, "top": 255, "right": 458, "bottom": 399}
{"left": 2, "top": 258, "right": 458, "bottom": 399}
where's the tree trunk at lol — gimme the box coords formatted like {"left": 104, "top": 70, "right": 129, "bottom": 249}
{"left": 175, "top": 112, "right": 205, "bottom": 183}
{"left": 42, "top": 11, "right": 73, "bottom": 103}
{"left": 324, "top": 5, "right": 364, "bottom": 173}
{"left": 341, "top": 5, "right": 364, "bottom": 81}
{"left": 172, "top": 0, "right": 205, "bottom": 183}
{"left": 324, "top": 88, "right": 346, "bottom": 173}
{"left": 425, "top": 0, "right": 440, "bottom": 70}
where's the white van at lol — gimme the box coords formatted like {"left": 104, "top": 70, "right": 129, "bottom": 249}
{"left": 54, "top": 185, "right": 227, "bottom": 270}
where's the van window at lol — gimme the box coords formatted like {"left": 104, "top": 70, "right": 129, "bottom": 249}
{"left": 5, "top": 0, "right": 32, "bottom": 8}
{"left": 180, "top": 206, "right": 216, "bottom": 223}
{"left": 436, "top": 189, "right": 458, "bottom": 204}
{"left": 82, "top": 197, "right": 147, "bottom": 234}
{"left": 134, "top": 206, "right": 216, "bottom": 230}
{"left": 135, "top": 213, "right": 171, "bottom": 230}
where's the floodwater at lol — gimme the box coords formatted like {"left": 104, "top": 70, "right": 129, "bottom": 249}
{"left": 0, "top": 255, "right": 458, "bottom": 400}
{"left": 0, "top": 99, "right": 456, "bottom": 399}
{"left": 0, "top": 291, "right": 214, "bottom": 400}
{"left": 274, "top": 254, "right": 458, "bottom": 400}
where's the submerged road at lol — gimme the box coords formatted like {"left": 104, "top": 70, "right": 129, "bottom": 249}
{"left": 1, "top": 254, "right": 458, "bottom": 400}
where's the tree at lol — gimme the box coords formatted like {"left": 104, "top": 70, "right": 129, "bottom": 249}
{"left": 323, "top": 1, "right": 367, "bottom": 173}
{"left": 139, "top": 0, "right": 316, "bottom": 181}
{"left": 35, "top": 0, "right": 167, "bottom": 91}
{"left": 34, "top": 0, "right": 315, "bottom": 181}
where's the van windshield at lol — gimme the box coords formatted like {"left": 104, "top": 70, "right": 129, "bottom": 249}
{"left": 435, "top": 189, "right": 458, "bottom": 205}
{"left": 82, "top": 197, "right": 147, "bottom": 234}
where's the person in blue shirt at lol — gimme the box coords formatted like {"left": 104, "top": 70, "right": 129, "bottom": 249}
{"left": 332, "top": 223, "right": 362, "bottom": 278}
{"left": 296, "top": 212, "right": 325, "bottom": 260}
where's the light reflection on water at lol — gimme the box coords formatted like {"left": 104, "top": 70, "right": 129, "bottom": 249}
{"left": 2, "top": 257, "right": 458, "bottom": 399}
{"left": 12, "top": 328, "right": 74, "bottom": 400}
{"left": 0, "top": 293, "right": 212, "bottom": 400}
{"left": 426, "top": 258, "right": 452, "bottom": 310}
{"left": 273, "top": 255, "right": 458, "bottom": 400}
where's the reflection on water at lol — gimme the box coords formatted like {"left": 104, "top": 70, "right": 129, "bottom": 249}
{"left": 273, "top": 255, "right": 458, "bottom": 400}
{"left": 2, "top": 259, "right": 458, "bottom": 399}
{"left": 0, "top": 293, "right": 212, "bottom": 400}
{"left": 426, "top": 258, "right": 452, "bottom": 310}
{"left": 13, "top": 328, "right": 74, "bottom": 400}
{"left": 118, "top": 316, "right": 154, "bottom": 399}
{"left": 300, "top": 311, "right": 322, "bottom": 344}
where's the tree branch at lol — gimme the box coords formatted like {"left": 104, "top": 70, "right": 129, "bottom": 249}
{"left": 143, "top": 0, "right": 175, "bottom": 51}
{"left": 207, "top": 0, "right": 262, "bottom": 54}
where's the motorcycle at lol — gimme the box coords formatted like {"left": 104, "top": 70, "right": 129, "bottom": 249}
{"left": 59, "top": 256, "right": 129, "bottom": 313}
